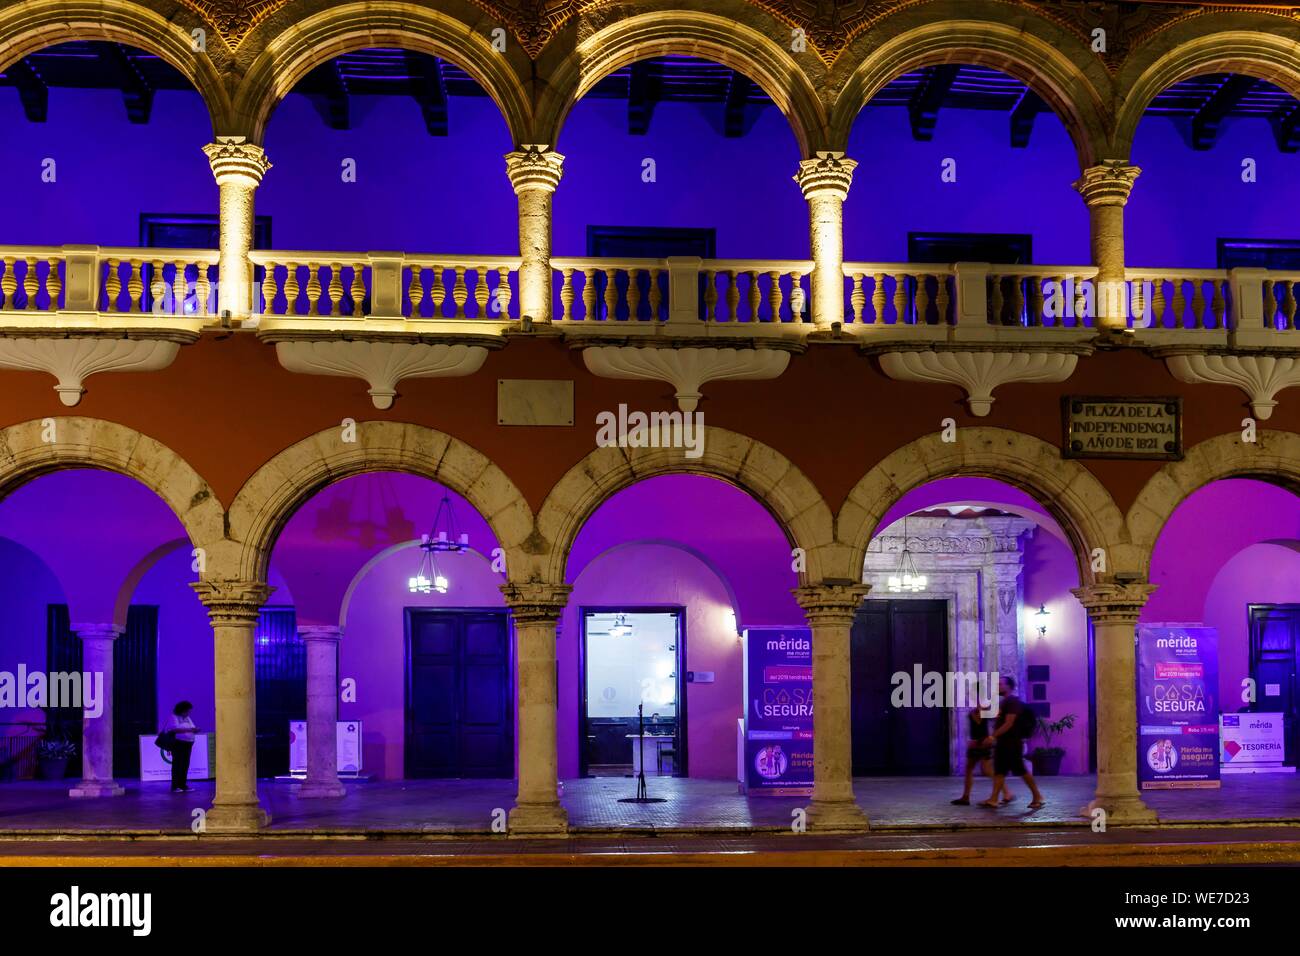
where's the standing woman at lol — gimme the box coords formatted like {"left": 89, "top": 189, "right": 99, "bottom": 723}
{"left": 167, "top": 701, "right": 198, "bottom": 793}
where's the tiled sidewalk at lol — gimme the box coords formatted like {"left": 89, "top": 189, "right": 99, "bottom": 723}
{"left": 0, "top": 773, "right": 1295, "bottom": 835}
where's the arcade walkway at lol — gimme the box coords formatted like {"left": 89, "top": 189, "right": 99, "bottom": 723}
{"left": 0, "top": 776, "right": 1297, "bottom": 836}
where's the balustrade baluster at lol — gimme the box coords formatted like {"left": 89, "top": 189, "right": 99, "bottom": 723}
{"left": 23, "top": 258, "right": 39, "bottom": 310}
{"left": 430, "top": 267, "right": 447, "bottom": 318}
{"left": 46, "top": 258, "right": 61, "bottom": 310}
{"left": 1190, "top": 280, "right": 1206, "bottom": 329}
{"left": 850, "top": 273, "right": 865, "bottom": 322}
{"left": 767, "top": 271, "right": 783, "bottom": 322}
{"left": 559, "top": 269, "right": 574, "bottom": 319}
{"left": 1284, "top": 281, "right": 1298, "bottom": 330}
{"left": 127, "top": 259, "right": 144, "bottom": 313}
{"left": 349, "top": 264, "right": 367, "bottom": 317}
{"left": 1008, "top": 275, "right": 1025, "bottom": 326}
{"left": 648, "top": 268, "right": 662, "bottom": 320}
{"left": 603, "top": 269, "right": 620, "bottom": 320}
{"left": 747, "top": 271, "right": 761, "bottom": 321}
{"left": 915, "top": 274, "right": 931, "bottom": 324}
{"left": 407, "top": 266, "right": 425, "bottom": 317}
{"left": 148, "top": 258, "right": 165, "bottom": 313}
{"left": 0, "top": 258, "right": 17, "bottom": 309}
{"left": 260, "top": 264, "right": 277, "bottom": 315}
{"left": 789, "top": 272, "right": 806, "bottom": 321}
{"left": 989, "top": 275, "right": 1004, "bottom": 324}
{"left": 871, "top": 273, "right": 886, "bottom": 323}
{"left": 725, "top": 271, "right": 739, "bottom": 320}
{"left": 1129, "top": 278, "right": 1144, "bottom": 328}
{"left": 936, "top": 274, "right": 951, "bottom": 324}
{"left": 1171, "top": 279, "right": 1186, "bottom": 328}
{"left": 1150, "top": 278, "right": 1165, "bottom": 327}
{"left": 1210, "top": 280, "right": 1226, "bottom": 328}
{"left": 284, "top": 262, "right": 300, "bottom": 315}
{"left": 582, "top": 269, "right": 596, "bottom": 320}
{"left": 328, "top": 263, "right": 344, "bottom": 317}
{"left": 306, "top": 262, "right": 322, "bottom": 316}
{"left": 1262, "top": 279, "right": 1276, "bottom": 328}
{"left": 495, "top": 267, "right": 512, "bottom": 318}
{"left": 1027, "top": 276, "right": 1043, "bottom": 326}
{"left": 625, "top": 269, "right": 641, "bottom": 320}
{"left": 471, "top": 267, "right": 489, "bottom": 318}
{"left": 890, "top": 273, "right": 907, "bottom": 323}
{"left": 171, "top": 261, "right": 187, "bottom": 315}
{"left": 450, "top": 266, "right": 468, "bottom": 318}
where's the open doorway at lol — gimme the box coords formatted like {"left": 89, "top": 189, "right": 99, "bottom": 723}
{"left": 1249, "top": 604, "right": 1300, "bottom": 766}
{"left": 580, "top": 608, "right": 686, "bottom": 777}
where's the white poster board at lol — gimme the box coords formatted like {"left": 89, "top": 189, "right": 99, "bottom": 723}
{"left": 289, "top": 721, "right": 363, "bottom": 774}
{"left": 138, "top": 734, "right": 214, "bottom": 781}
{"left": 1220, "top": 713, "right": 1292, "bottom": 773}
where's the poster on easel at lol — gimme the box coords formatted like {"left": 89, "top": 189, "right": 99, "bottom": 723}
{"left": 1137, "top": 624, "right": 1220, "bottom": 789}
{"left": 741, "top": 627, "right": 814, "bottom": 795}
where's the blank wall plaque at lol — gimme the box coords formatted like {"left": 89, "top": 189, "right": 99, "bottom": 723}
{"left": 497, "top": 379, "right": 574, "bottom": 426}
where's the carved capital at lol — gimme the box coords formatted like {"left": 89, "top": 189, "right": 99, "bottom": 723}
{"left": 1073, "top": 160, "right": 1141, "bottom": 207}
{"left": 501, "top": 583, "right": 572, "bottom": 624}
{"left": 793, "top": 582, "right": 870, "bottom": 626}
{"left": 72, "top": 623, "right": 125, "bottom": 642}
{"left": 203, "top": 136, "right": 272, "bottom": 187}
{"left": 298, "top": 625, "right": 343, "bottom": 644}
{"left": 192, "top": 580, "right": 273, "bottom": 626}
{"left": 1071, "top": 582, "right": 1158, "bottom": 625}
{"left": 504, "top": 144, "right": 565, "bottom": 194}
{"left": 794, "top": 151, "right": 857, "bottom": 201}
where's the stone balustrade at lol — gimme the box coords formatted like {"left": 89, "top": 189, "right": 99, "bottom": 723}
{"left": 250, "top": 252, "right": 522, "bottom": 322}
{"left": 841, "top": 263, "right": 955, "bottom": 325}
{"left": 551, "top": 256, "right": 669, "bottom": 321}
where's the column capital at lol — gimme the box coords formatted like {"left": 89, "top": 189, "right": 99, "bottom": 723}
{"left": 298, "top": 625, "right": 343, "bottom": 643}
{"left": 504, "top": 144, "right": 565, "bottom": 194}
{"left": 501, "top": 582, "right": 571, "bottom": 623}
{"left": 1073, "top": 160, "right": 1140, "bottom": 207}
{"left": 72, "top": 623, "right": 125, "bottom": 641}
{"left": 793, "top": 582, "right": 870, "bottom": 625}
{"left": 1071, "top": 581, "right": 1157, "bottom": 624}
{"left": 192, "top": 580, "right": 273, "bottom": 626}
{"left": 203, "top": 135, "right": 272, "bottom": 187}
{"left": 794, "top": 151, "right": 857, "bottom": 201}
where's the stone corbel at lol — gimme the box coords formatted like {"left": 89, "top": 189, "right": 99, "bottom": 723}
{"left": 0, "top": 337, "right": 181, "bottom": 405}
{"left": 877, "top": 349, "right": 1078, "bottom": 416}
{"left": 1164, "top": 352, "right": 1300, "bottom": 420}
{"left": 582, "top": 345, "right": 789, "bottom": 411}
{"left": 274, "top": 340, "right": 488, "bottom": 409}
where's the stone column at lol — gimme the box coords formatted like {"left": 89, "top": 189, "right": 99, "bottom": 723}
{"left": 192, "top": 580, "right": 273, "bottom": 832}
{"left": 296, "top": 626, "right": 345, "bottom": 798}
{"left": 203, "top": 136, "right": 272, "bottom": 321}
{"left": 68, "top": 624, "right": 125, "bottom": 798}
{"left": 1073, "top": 160, "right": 1140, "bottom": 332}
{"left": 794, "top": 582, "right": 870, "bottom": 830}
{"left": 501, "top": 582, "right": 570, "bottom": 835}
{"left": 794, "top": 151, "right": 857, "bottom": 329}
{"left": 504, "top": 145, "right": 565, "bottom": 323}
{"left": 1072, "top": 582, "right": 1159, "bottom": 824}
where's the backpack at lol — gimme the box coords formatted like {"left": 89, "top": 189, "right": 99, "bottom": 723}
{"left": 1014, "top": 703, "right": 1038, "bottom": 739}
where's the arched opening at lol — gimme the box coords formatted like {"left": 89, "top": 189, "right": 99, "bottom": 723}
{"left": 552, "top": 54, "right": 807, "bottom": 321}
{"left": 850, "top": 476, "right": 1087, "bottom": 825}
{"left": 841, "top": 64, "right": 1090, "bottom": 326}
{"left": 1141, "top": 477, "right": 1300, "bottom": 821}
{"left": 0, "top": 469, "right": 204, "bottom": 822}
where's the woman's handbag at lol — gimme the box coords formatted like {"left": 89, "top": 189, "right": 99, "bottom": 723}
{"left": 154, "top": 729, "right": 177, "bottom": 753}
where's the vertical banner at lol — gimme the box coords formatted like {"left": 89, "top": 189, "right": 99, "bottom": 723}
{"left": 742, "top": 627, "right": 814, "bottom": 795}
{"left": 1137, "top": 624, "right": 1220, "bottom": 789}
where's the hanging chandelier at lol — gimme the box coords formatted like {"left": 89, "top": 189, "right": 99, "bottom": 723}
{"left": 887, "top": 516, "right": 928, "bottom": 593}
{"left": 408, "top": 491, "right": 469, "bottom": 594}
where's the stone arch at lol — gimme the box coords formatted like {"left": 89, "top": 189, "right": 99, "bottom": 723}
{"left": 336, "top": 537, "right": 504, "bottom": 628}
{"left": 225, "top": 421, "right": 534, "bottom": 585}
{"left": 113, "top": 536, "right": 189, "bottom": 627}
{"left": 837, "top": 428, "right": 1128, "bottom": 585}
{"left": 532, "top": 427, "right": 836, "bottom": 586}
{"left": 230, "top": 1, "right": 533, "bottom": 143}
{"left": 0, "top": 0, "right": 232, "bottom": 133}
{"left": 827, "top": 15, "right": 1112, "bottom": 169}
{"left": 533, "top": 8, "right": 826, "bottom": 155}
{"left": 1113, "top": 17, "right": 1300, "bottom": 158}
{"left": 0, "top": 417, "right": 224, "bottom": 559}
{"left": 1126, "top": 429, "right": 1300, "bottom": 577}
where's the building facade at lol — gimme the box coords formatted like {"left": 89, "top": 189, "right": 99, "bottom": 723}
{"left": 1, "top": 0, "right": 1299, "bottom": 834}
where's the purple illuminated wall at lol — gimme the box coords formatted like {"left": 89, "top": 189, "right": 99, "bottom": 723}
{"left": 4, "top": 65, "right": 1298, "bottom": 267}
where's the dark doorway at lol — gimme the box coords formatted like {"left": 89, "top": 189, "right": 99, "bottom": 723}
{"left": 45, "top": 604, "right": 158, "bottom": 778}
{"left": 1249, "top": 604, "right": 1300, "bottom": 765}
{"left": 908, "top": 231, "right": 1033, "bottom": 265}
{"left": 405, "top": 608, "right": 513, "bottom": 778}
{"left": 850, "top": 599, "right": 949, "bottom": 775}
{"left": 140, "top": 213, "right": 271, "bottom": 250}
{"left": 1217, "top": 239, "right": 1300, "bottom": 271}
{"left": 580, "top": 608, "right": 686, "bottom": 778}
{"left": 254, "top": 606, "right": 303, "bottom": 778}
{"left": 586, "top": 225, "right": 715, "bottom": 259}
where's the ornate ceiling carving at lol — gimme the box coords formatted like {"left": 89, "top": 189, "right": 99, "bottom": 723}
{"left": 170, "top": 0, "right": 1300, "bottom": 63}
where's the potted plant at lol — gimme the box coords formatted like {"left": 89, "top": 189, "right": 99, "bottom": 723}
{"left": 1028, "top": 713, "right": 1077, "bottom": 776}
{"left": 36, "top": 736, "right": 77, "bottom": 781}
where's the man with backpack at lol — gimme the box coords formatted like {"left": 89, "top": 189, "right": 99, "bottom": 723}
{"left": 979, "top": 675, "right": 1045, "bottom": 810}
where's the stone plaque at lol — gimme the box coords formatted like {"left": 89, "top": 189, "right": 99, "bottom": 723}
{"left": 1062, "top": 395, "right": 1183, "bottom": 460}
{"left": 497, "top": 379, "right": 574, "bottom": 426}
